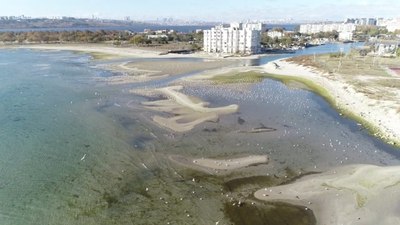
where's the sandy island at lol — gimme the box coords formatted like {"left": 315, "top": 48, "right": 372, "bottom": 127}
{"left": 255, "top": 164, "right": 400, "bottom": 225}
{"left": 262, "top": 59, "right": 400, "bottom": 144}
{"left": 132, "top": 85, "right": 238, "bottom": 132}
{"left": 170, "top": 155, "right": 268, "bottom": 174}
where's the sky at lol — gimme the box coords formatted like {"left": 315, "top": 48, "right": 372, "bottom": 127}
{"left": 1, "top": 0, "right": 399, "bottom": 22}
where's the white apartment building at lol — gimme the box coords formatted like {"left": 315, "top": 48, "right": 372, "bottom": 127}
{"left": 267, "top": 30, "right": 284, "bottom": 39}
{"left": 299, "top": 23, "right": 356, "bottom": 34}
{"left": 203, "top": 23, "right": 263, "bottom": 55}
{"left": 381, "top": 18, "right": 400, "bottom": 32}
{"left": 338, "top": 31, "right": 353, "bottom": 41}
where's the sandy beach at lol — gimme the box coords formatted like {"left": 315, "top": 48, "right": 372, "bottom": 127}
{"left": 262, "top": 59, "right": 400, "bottom": 145}
{"left": 12, "top": 43, "right": 265, "bottom": 60}
{"left": 254, "top": 164, "right": 400, "bottom": 225}
{"left": 170, "top": 155, "right": 268, "bottom": 174}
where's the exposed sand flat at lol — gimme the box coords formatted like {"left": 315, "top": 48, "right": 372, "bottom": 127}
{"left": 159, "top": 86, "right": 238, "bottom": 113}
{"left": 262, "top": 59, "right": 400, "bottom": 144}
{"left": 102, "top": 60, "right": 236, "bottom": 84}
{"left": 124, "top": 60, "right": 235, "bottom": 76}
{"left": 170, "top": 155, "right": 268, "bottom": 173}
{"left": 194, "top": 155, "right": 269, "bottom": 170}
{"left": 136, "top": 86, "right": 238, "bottom": 132}
{"left": 254, "top": 164, "right": 400, "bottom": 225}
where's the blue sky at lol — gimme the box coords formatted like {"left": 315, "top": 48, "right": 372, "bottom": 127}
{"left": 1, "top": 0, "right": 399, "bottom": 22}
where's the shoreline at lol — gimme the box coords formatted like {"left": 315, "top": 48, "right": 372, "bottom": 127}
{"left": 261, "top": 58, "right": 400, "bottom": 146}
{"left": 1, "top": 43, "right": 268, "bottom": 60}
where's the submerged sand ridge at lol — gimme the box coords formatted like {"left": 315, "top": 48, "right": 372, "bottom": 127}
{"left": 135, "top": 85, "right": 238, "bottom": 132}
{"left": 255, "top": 164, "right": 400, "bottom": 225}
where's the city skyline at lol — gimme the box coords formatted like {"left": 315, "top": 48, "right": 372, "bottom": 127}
{"left": 1, "top": 0, "right": 400, "bottom": 22}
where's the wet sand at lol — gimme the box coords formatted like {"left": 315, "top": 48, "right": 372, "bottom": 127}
{"left": 134, "top": 86, "right": 238, "bottom": 132}
{"left": 170, "top": 155, "right": 268, "bottom": 173}
{"left": 254, "top": 164, "right": 400, "bottom": 225}
{"left": 103, "top": 59, "right": 235, "bottom": 84}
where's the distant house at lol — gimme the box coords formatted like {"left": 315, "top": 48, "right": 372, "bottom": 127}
{"left": 267, "top": 30, "right": 284, "bottom": 39}
{"left": 147, "top": 34, "right": 168, "bottom": 39}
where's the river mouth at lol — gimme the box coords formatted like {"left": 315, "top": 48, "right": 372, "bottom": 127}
{"left": 1, "top": 44, "right": 399, "bottom": 225}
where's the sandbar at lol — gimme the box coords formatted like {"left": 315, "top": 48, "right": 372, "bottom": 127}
{"left": 255, "top": 164, "right": 400, "bottom": 225}
{"left": 170, "top": 155, "right": 268, "bottom": 173}
{"left": 135, "top": 86, "right": 238, "bottom": 132}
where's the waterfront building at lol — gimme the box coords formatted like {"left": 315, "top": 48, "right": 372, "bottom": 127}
{"left": 203, "top": 22, "right": 263, "bottom": 55}
{"left": 385, "top": 18, "right": 400, "bottom": 32}
{"left": 299, "top": 23, "right": 356, "bottom": 34}
{"left": 338, "top": 31, "right": 353, "bottom": 41}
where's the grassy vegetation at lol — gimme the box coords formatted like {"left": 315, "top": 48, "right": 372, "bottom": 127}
{"left": 286, "top": 52, "right": 400, "bottom": 102}
{"left": 282, "top": 52, "right": 400, "bottom": 146}
{"left": 287, "top": 51, "right": 400, "bottom": 78}
{"left": 211, "top": 71, "right": 270, "bottom": 84}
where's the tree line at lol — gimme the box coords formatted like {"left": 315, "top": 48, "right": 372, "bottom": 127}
{"left": 0, "top": 30, "right": 204, "bottom": 47}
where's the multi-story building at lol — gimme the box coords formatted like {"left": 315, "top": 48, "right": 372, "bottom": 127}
{"left": 378, "top": 18, "right": 400, "bottom": 32}
{"left": 299, "top": 23, "right": 356, "bottom": 34}
{"left": 203, "top": 23, "right": 263, "bottom": 55}
{"left": 346, "top": 18, "right": 377, "bottom": 26}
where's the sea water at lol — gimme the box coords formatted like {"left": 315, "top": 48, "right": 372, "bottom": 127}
{"left": 0, "top": 47, "right": 399, "bottom": 225}
{"left": 0, "top": 49, "right": 146, "bottom": 225}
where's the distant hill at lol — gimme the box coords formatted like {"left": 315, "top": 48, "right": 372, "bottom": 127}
{"left": 0, "top": 17, "right": 151, "bottom": 29}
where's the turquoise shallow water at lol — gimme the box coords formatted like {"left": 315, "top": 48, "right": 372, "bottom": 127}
{"left": 0, "top": 47, "right": 399, "bottom": 225}
{"left": 0, "top": 49, "right": 139, "bottom": 224}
